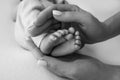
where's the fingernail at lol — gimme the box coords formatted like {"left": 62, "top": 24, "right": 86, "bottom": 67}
{"left": 53, "top": 10, "right": 63, "bottom": 16}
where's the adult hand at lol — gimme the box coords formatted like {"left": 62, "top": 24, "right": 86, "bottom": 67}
{"left": 20, "top": 0, "right": 68, "bottom": 37}
{"left": 25, "top": 35, "right": 114, "bottom": 80}
{"left": 20, "top": 0, "right": 107, "bottom": 43}
{"left": 23, "top": 3, "right": 120, "bottom": 80}
{"left": 43, "top": 54, "right": 104, "bottom": 80}
{"left": 52, "top": 4, "right": 108, "bottom": 44}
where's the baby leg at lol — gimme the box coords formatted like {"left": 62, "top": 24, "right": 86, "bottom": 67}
{"left": 39, "top": 29, "right": 68, "bottom": 54}
{"left": 51, "top": 27, "right": 81, "bottom": 56}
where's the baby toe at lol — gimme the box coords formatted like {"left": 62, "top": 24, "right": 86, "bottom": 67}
{"left": 75, "top": 40, "right": 81, "bottom": 45}
{"left": 75, "top": 38, "right": 85, "bottom": 50}
{"left": 75, "top": 31, "right": 80, "bottom": 36}
{"left": 49, "top": 34, "right": 57, "bottom": 41}
{"left": 74, "top": 45, "right": 81, "bottom": 50}
{"left": 63, "top": 29, "right": 69, "bottom": 35}
{"left": 53, "top": 31, "right": 62, "bottom": 38}
{"left": 76, "top": 36, "right": 81, "bottom": 40}
{"left": 69, "top": 27, "right": 75, "bottom": 34}
{"left": 74, "top": 39, "right": 82, "bottom": 49}
{"left": 57, "top": 30, "right": 66, "bottom": 36}
{"left": 65, "top": 34, "right": 73, "bottom": 40}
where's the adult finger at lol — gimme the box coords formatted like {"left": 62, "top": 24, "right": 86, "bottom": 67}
{"left": 52, "top": 4, "right": 91, "bottom": 24}
{"left": 31, "top": 4, "right": 80, "bottom": 25}
{"left": 43, "top": 54, "right": 100, "bottom": 80}
{"left": 43, "top": 56, "right": 72, "bottom": 79}
{"left": 33, "top": 6, "right": 54, "bottom": 27}
{"left": 27, "top": 6, "right": 58, "bottom": 37}
{"left": 42, "top": 53, "right": 87, "bottom": 79}
{"left": 52, "top": 4, "right": 81, "bottom": 23}
{"left": 27, "top": 18, "right": 53, "bottom": 37}
{"left": 27, "top": 4, "right": 79, "bottom": 33}
{"left": 53, "top": 4, "right": 80, "bottom": 11}
{"left": 53, "top": 10, "right": 80, "bottom": 22}
{"left": 33, "top": 1, "right": 70, "bottom": 27}
{"left": 34, "top": 4, "right": 77, "bottom": 27}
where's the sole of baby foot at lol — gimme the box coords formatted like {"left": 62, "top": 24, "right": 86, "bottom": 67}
{"left": 39, "top": 29, "right": 68, "bottom": 55}
{"left": 51, "top": 30, "right": 81, "bottom": 56}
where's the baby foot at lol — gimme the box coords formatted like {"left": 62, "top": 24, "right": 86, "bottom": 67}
{"left": 39, "top": 29, "right": 68, "bottom": 54}
{"left": 51, "top": 27, "right": 82, "bottom": 56}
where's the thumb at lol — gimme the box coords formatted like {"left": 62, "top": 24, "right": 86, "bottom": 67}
{"left": 52, "top": 10, "right": 79, "bottom": 22}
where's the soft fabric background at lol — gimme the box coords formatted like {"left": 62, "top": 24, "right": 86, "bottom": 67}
{"left": 0, "top": 0, "right": 120, "bottom": 80}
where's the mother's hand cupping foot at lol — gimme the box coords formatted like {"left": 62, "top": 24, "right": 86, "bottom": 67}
{"left": 33, "top": 4, "right": 119, "bottom": 80}
{"left": 23, "top": 3, "right": 118, "bottom": 80}
{"left": 25, "top": 36, "right": 100, "bottom": 80}
{"left": 25, "top": 36, "right": 112, "bottom": 80}
{"left": 52, "top": 4, "right": 108, "bottom": 44}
